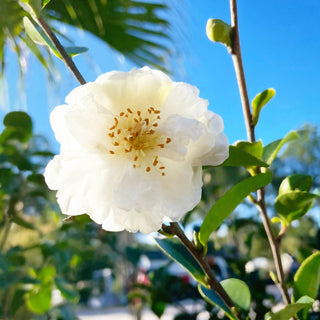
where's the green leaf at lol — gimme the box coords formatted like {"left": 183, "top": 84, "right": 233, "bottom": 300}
{"left": 198, "top": 285, "right": 237, "bottom": 320}
{"left": 294, "top": 251, "right": 320, "bottom": 301}
{"left": 220, "top": 278, "right": 251, "bottom": 311}
{"left": 235, "top": 140, "right": 263, "bottom": 160}
{"left": 42, "top": 0, "right": 51, "bottom": 8}
{"left": 26, "top": 285, "right": 52, "bottom": 314}
{"left": 3, "top": 111, "right": 32, "bottom": 142}
{"left": 222, "top": 146, "right": 268, "bottom": 168}
{"left": 46, "top": 0, "right": 174, "bottom": 72}
{"left": 65, "top": 46, "right": 88, "bottom": 57}
{"left": 265, "top": 296, "right": 314, "bottom": 320}
{"left": 12, "top": 215, "right": 36, "bottom": 230}
{"left": 279, "top": 174, "right": 312, "bottom": 195}
{"left": 55, "top": 277, "right": 79, "bottom": 303}
{"left": 275, "top": 191, "right": 318, "bottom": 223}
{"left": 23, "top": 16, "right": 60, "bottom": 57}
{"left": 154, "top": 238, "right": 205, "bottom": 284}
{"left": 199, "top": 172, "right": 272, "bottom": 245}
{"left": 262, "top": 131, "right": 299, "bottom": 165}
{"left": 19, "top": 0, "right": 42, "bottom": 17}
{"left": 252, "top": 88, "right": 275, "bottom": 126}
{"left": 10, "top": 289, "right": 27, "bottom": 316}
{"left": 38, "top": 265, "right": 56, "bottom": 283}
{"left": 3, "top": 111, "right": 32, "bottom": 130}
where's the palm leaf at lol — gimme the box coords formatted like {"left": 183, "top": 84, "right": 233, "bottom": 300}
{"left": 0, "top": 0, "right": 175, "bottom": 83}
{"left": 45, "top": 0, "right": 172, "bottom": 71}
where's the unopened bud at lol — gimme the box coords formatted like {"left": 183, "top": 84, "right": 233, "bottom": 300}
{"left": 206, "top": 19, "right": 232, "bottom": 48}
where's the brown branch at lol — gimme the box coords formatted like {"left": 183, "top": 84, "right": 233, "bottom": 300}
{"left": 229, "top": 0, "right": 291, "bottom": 306}
{"left": 37, "top": 17, "right": 86, "bottom": 85}
{"left": 229, "top": 0, "right": 255, "bottom": 142}
{"left": 163, "top": 222, "right": 241, "bottom": 320}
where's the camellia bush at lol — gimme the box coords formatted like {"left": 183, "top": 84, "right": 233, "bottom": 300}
{"left": 1, "top": 1, "right": 320, "bottom": 320}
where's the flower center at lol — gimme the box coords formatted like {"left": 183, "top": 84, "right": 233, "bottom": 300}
{"left": 107, "top": 107, "right": 171, "bottom": 175}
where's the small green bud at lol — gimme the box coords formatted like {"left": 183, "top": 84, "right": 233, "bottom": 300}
{"left": 206, "top": 19, "right": 232, "bottom": 48}
{"left": 193, "top": 230, "right": 207, "bottom": 255}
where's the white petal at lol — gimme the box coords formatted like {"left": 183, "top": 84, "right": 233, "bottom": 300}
{"left": 159, "top": 115, "right": 203, "bottom": 160}
{"left": 187, "top": 111, "right": 229, "bottom": 166}
{"left": 161, "top": 82, "right": 208, "bottom": 119}
{"left": 85, "top": 67, "right": 172, "bottom": 113}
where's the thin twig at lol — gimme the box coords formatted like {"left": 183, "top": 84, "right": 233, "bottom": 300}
{"left": 163, "top": 222, "right": 241, "bottom": 320}
{"left": 37, "top": 17, "right": 86, "bottom": 85}
{"left": 229, "top": 0, "right": 291, "bottom": 305}
{"left": 229, "top": 0, "right": 255, "bottom": 142}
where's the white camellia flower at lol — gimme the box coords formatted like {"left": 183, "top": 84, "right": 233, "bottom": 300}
{"left": 44, "top": 67, "right": 229, "bottom": 234}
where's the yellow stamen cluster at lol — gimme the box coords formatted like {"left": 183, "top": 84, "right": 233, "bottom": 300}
{"left": 107, "top": 107, "right": 171, "bottom": 175}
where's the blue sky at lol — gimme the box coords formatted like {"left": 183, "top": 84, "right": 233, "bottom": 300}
{"left": 2, "top": 0, "right": 320, "bottom": 151}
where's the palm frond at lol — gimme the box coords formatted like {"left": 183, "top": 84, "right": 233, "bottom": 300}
{"left": 45, "top": 0, "right": 173, "bottom": 72}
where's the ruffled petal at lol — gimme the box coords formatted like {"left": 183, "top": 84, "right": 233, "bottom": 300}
{"left": 85, "top": 67, "right": 172, "bottom": 113}
{"left": 161, "top": 82, "right": 209, "bottom": 119}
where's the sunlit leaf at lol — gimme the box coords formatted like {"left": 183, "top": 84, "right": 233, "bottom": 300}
{"left": 220, "top": 278, "right": 251, "bottom": 311}
{"left": 262, "top": 131, "right": 298, "bottom": 165}
{"left": 222, "top": 145, "right": 268, "bottom": 167}
{"left": 275, "top": 191, "right": 318, "bottom": 223}
{"left": 19, "top": 0, "right": 42, "bottom": 17}
{"left": 23, "top": 16, "right": 60, "bottom": 57}
{"left": 265, "top": 296, "right": 314, "bottom": 320}
{"left": 279, "top": 174, "right": 312, "bottom": 195}
{"left": 235, "top": 140, "right": 263, "bottom": 160}
{"left": 154, "top": 237, "right": 206, "bottom": 285}
{"left": 251, "top": 88, "right": 275, "bottom": 126}
{"left": 294, "top": 251, "right": 320, "bottom": 301}
{"left": 199, "top": 172, "right": 272, "bottom": 245}
{"left": 26, "top": 285, "right": 52, "bottom": 314}
{"left": 38, "top": 265, "right": 56, "bottom": 283}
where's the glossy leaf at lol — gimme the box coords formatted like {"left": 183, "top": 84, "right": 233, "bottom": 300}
{"left": 235, "top": 140, "right": 263, "bottom": 160}
{"left": 252, "top": 88, "right": 275, "bottom": 126}
{"left": 26, "top": 285, "right": 52, "bottom": 314}
{"left": 275, "top": 191, "right": 318, "bottom": 223}
{"left": 199, "top": 172, "right": 272, "bottom": 245}
{"left": 198, "top": 285, "right": 236, "bottom": 320}
{"left": 265, "top": 296, "right": 314, "bottom": 320}
{"left": 294, "top": 251, "right": 320, "bottom": 301}
{"left": 262, "top": 131, "right": 298, "bottom": 165}
{"left": 279, "top": 174, "right": 312, "bottom": 195}
{"left": 222, "top": 145, "right": 268, "bottom": 168}
{"left": 221, "top": 278, "right": 251, "bottom": 311}
{"left": 154, "top": 238, "right": 205, "bottom": 284}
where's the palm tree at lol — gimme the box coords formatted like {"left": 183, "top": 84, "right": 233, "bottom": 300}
{"left": 1, "top": 0, "right": 177, "bottom": 82}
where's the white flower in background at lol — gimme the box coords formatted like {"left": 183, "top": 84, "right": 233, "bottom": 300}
{"left": 44, "top": 67, "right": 229, "bottom": 234}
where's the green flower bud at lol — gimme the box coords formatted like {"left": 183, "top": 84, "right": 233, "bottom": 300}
{"left": 206, "top": 18, "right": 232, "bottom": 48}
